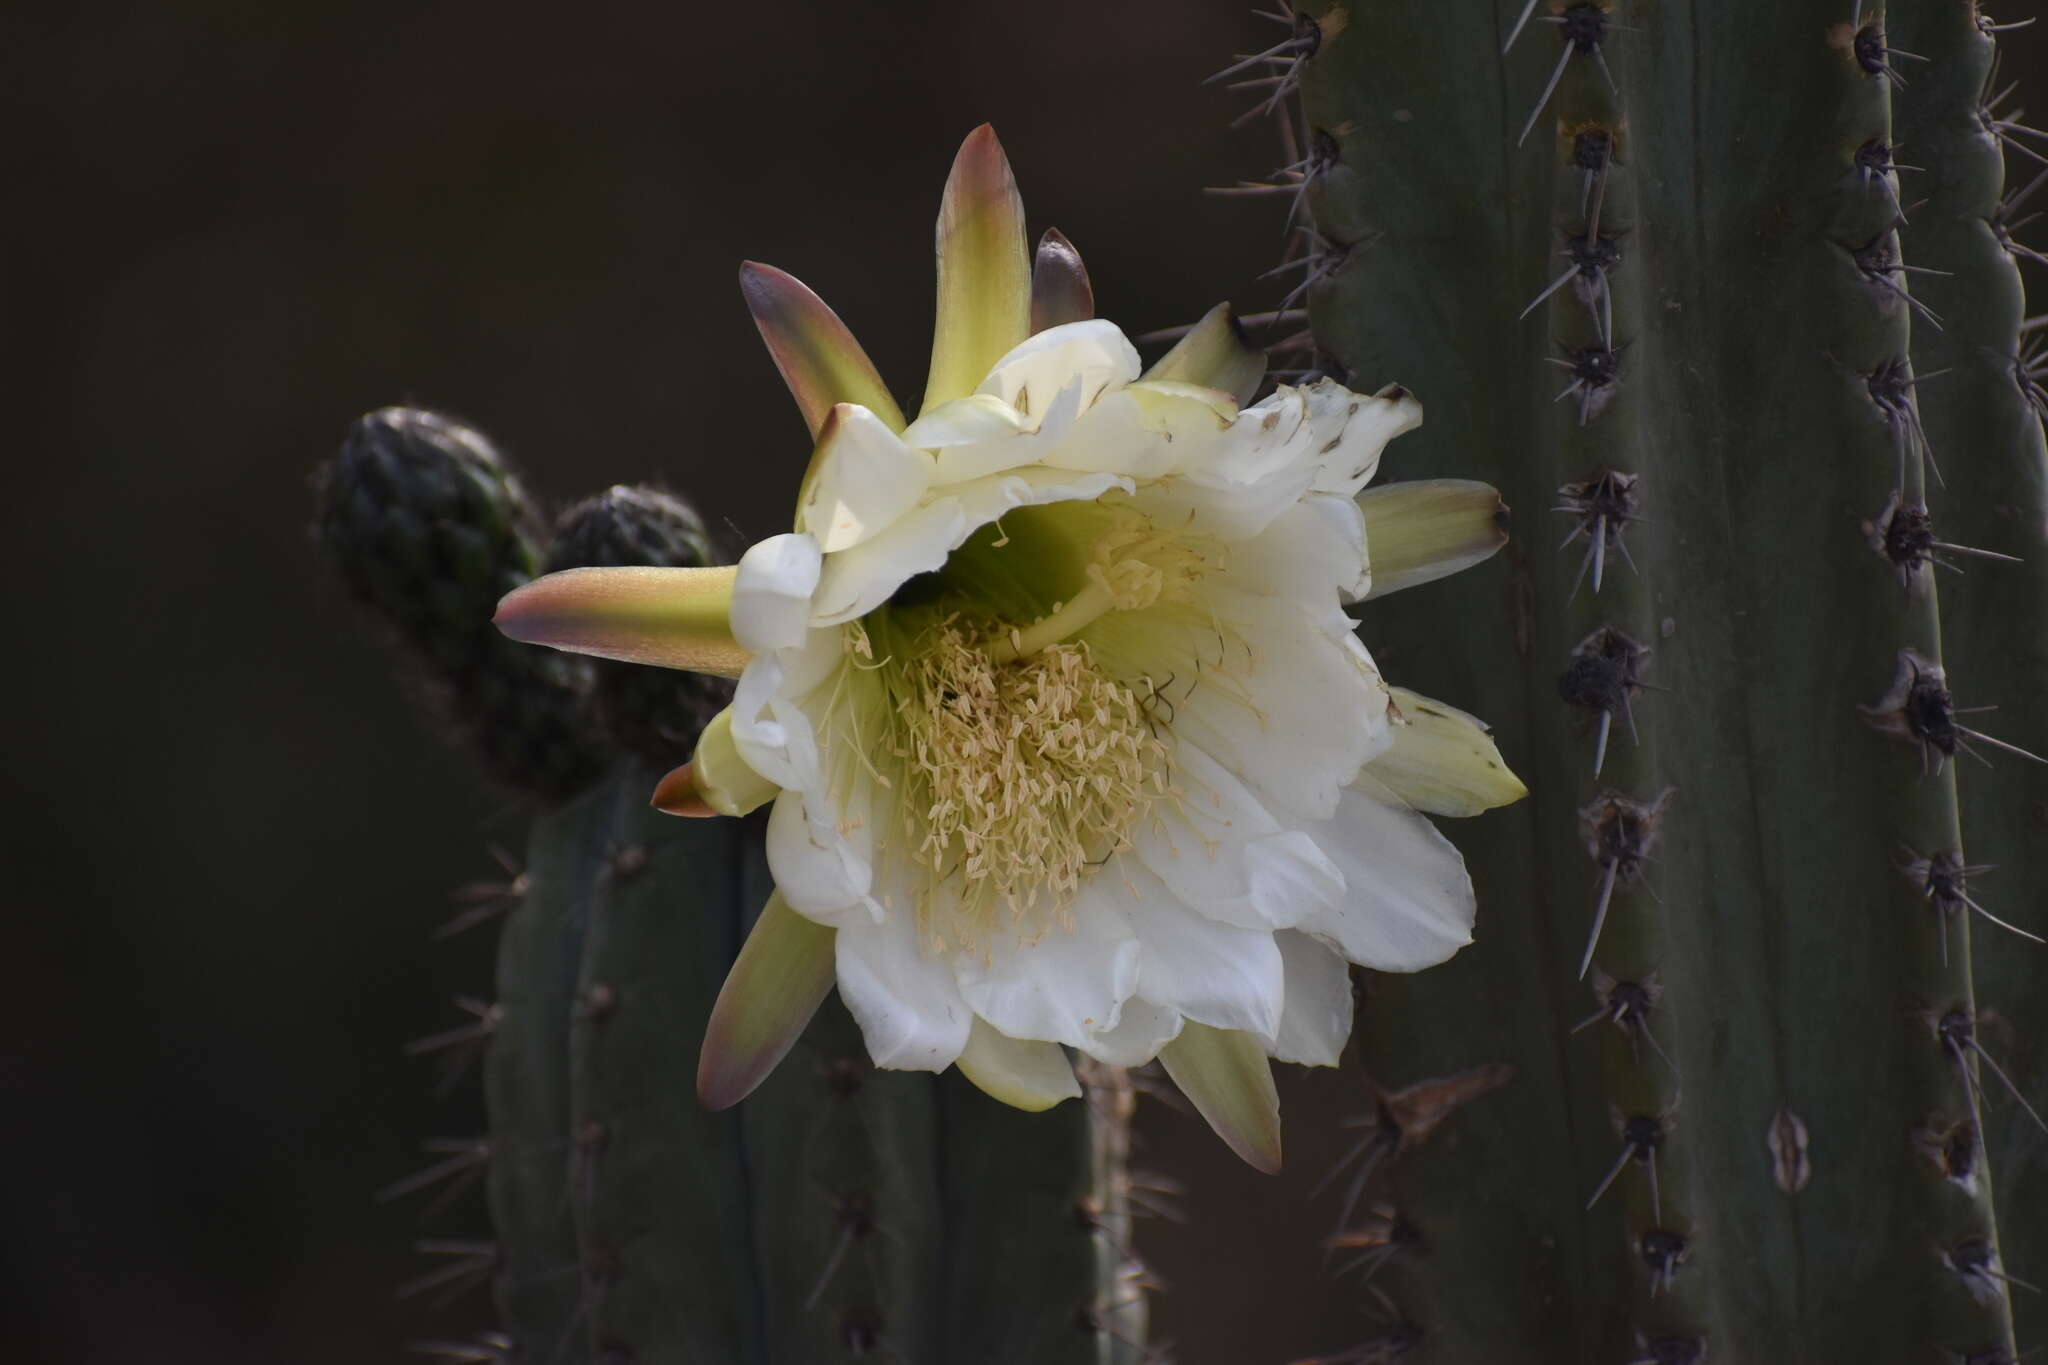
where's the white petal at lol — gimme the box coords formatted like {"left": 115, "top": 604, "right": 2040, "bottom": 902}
{"left": 1081, "top": 995, "right": 1184, "bottom": 1066}
{"left": 1364, "top": 688, "right": 1526, "bottom": 818}
{"left": 1035, "top": 381, "right": 1237, "bottom": 481}
{"left": 951, "top": 878, "right": 1139, "bottom": 1049}
{"left": 1263, "top": 931, "right": 1352, "bottom": 1066}
{"left": 809, "top": 498, "right": 970, "bottom": 625}
{"left": 729, "top": 655, "right": 821, "bottom": 793}
{"left": 766, "top": 787, "right": 873, "bottom": 923}
{"left": 975, "top": 318, "right": 1140, "bottom": 418}
{"left": 809, "top": 468, "right": 1128, "bottom": 626}
{"left": 835, "top": 905, "right": 973, "bottom": 1071}
{"left": 1220, "top": 493, "right": 1371, "bottom": 604}
{"left": 1118, "top": 861, "right": 1285, "bottom": 1037}
{"left": 1135, "top": 740, "right": 1342, "bottom": 931}
{"left": 1157, "top": 590, "right": 1391, "bottom": 822}
{"left": 1298, "top": 785, "right": 1476, "bottom": 972}
{"left": 1302, "top": 379, "right": 1424, "bottom": 496}
{"left": 954, "top": 1018, "right": 1081, "bottom": 1111}
{"left": 731, "top": 533, "right": 822, "bottom": 654}
{"left": 799, "top": 406, "right": 934, "bottom": 552}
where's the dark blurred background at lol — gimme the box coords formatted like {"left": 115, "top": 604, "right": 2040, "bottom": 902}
{"left": 6, "top": 2, "right": 1486, "bottom": 1361}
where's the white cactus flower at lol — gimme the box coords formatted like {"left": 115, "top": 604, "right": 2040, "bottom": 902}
{"left": 495, "top": 126, "right": 1523, "bottom": 1170}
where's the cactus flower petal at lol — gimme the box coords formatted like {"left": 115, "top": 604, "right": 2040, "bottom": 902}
{"left": 528, "top": 126, "right": 1521, "bottom": 1167}
{"left": 1142, "top": 302, "right": 1268, "bottom": 405}
{"left": 923, "top": 124, "right": 1032, "bottom": 415}
{"left": 1361, "top": 687, "right": 1528, "bottom": 818}
{"left": 1029, "top": 228, "right": 1094, "bottom": 334}
{"left": 955, "top": 1017, "right": 1082, "bottom": 1111}
{"left": 657, "top": 709, "right": 778, "bottom": 818}
{"left": 1262, "top": 931, "right": 1353, "bottom": 1067}
{"left": 1297, "top": 786, "right": 1477, "bottom": 971}
{"left": 1159, "top": 1021, "right": 1284, "bottom": 1174}
{"left": 739, "top": 260, "right": 906, "bottom": 438}
{"left": 797, "top": 404, "right": 934, "bottom": 553}
{"left": 1356, "top": 478, "right": 1510, "bottom": 600}
{"left": 494, "top": 564, "right": 748, "bottom": 676}
{"left": 697, "top": 892, "right": 837, "bottom": 1110}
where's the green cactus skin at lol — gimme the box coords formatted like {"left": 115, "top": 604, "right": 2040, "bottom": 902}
{"left": 1293, "top": 1, "right": 2036, "bottom": 1357}
{"left": 488, "top": 764, "right": 1134, "bottom": 1364}
{"left": 323, "top": 418, "right": 1140, "bottom": 1362}
{"left": 1892, "top": 6, "right": 2048, "bottom": 1353}
{"left": 315, "top": 408, "right": 609, "bottom": 799}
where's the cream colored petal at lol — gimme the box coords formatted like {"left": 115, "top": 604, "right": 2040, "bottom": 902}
{"left": 808, "top": 468, "right": 1127, "bottom": 626}
{"left": 664, "top": 707, "right": 779, "bottom": 817}
{"left": 1357, "top": 478, "right": 1510, "bottom": 599}
{"left": 697, "top": 892, "right": 836, "bottom": 1109}
{"left": 974, "top": 318, "right": 1140, "bottom": 419}
{"left": 1133, "top": 739, "right": 1343, "bottom": 932}
{"left": 922, "top": 125, "right": 1032, "bottom": 414}
{"left": 766, "top": 787, "right": 875, "bottom": 923}
{"left": 797, "top": 404, "right": 935, "bottom": 553}
{"left": 954, "top": 1018, "right": 1082, "bottom": 1111}
{"left": 1262, "top": 931, "right": 1353, "bottom": 1067}
{"left": 738, "top": 260, "right": 905, "bottom": 437}
{"left": 1159, "top": 1021, "right": 1282, "bottom": 1173}
{"left": 1363, "top": 687, "right": 1526, "bottom": 817}
{"left": 836, "top": 901, "right": 974, "bottom": 1071}
{"left": 1218, "top": 492, "right": 1371, "bottom": 604}
{"left": 494, "top": 565, "right": 748, "bottom": 677}
{"left": 1302, "top": 379, "right": 1424, "bottom": 496}
{"left": 952, "top": 876, "right": 1140, "bottom": 1049}
{"left": 1141, "top": 301, "right": 1267, "bottom": 405}
{"left": 1081, "top": 996, "right": 1184, "bottom": 1066}
{"left": 731, "top": 534, "right": 821, "bottom": 654}
{"left": 1118, "top": 860, "right": 1286, "bottom": 1038}
{"left": 1298, "top": 785, "right": 1476, "bottom": 972}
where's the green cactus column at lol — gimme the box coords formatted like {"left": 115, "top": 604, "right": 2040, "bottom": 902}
{"left": 320, "top": 410, "right": 1138, "bottom": 1363}
{"left": 1295, "top": 1, "right": 2033, "bottom": 1357}
{"left": 1892, "top": 5, "right": 2048, "bottom": 1351}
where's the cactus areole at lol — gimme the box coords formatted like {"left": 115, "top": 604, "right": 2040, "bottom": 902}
{"left": 493, "top": 125, "right": 1525, "bottom": 1168}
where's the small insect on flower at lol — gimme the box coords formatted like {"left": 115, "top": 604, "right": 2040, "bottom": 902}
{"left": 493, "top": 127, "right": 1524, "bottom": 1169}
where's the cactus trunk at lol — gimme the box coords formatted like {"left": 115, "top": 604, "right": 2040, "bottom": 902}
{"left": 1300, "top": 0, "right": 2043, "bottom": 1357}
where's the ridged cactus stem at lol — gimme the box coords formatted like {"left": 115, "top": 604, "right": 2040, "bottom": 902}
{"left": 1298, "top": 0, "right": 2029, "bottom": 1356}
{"left": 1894, "top": 3, "right": 2048, "bottom": 1349}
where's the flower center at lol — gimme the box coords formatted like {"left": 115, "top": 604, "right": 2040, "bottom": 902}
{"left": 878, "top": 616, "right": 1169, "bottom": 955}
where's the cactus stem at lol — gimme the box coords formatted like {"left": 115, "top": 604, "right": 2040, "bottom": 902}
{"left": 1915, "top": 1114, "right": 1984, "bottom": 1195}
